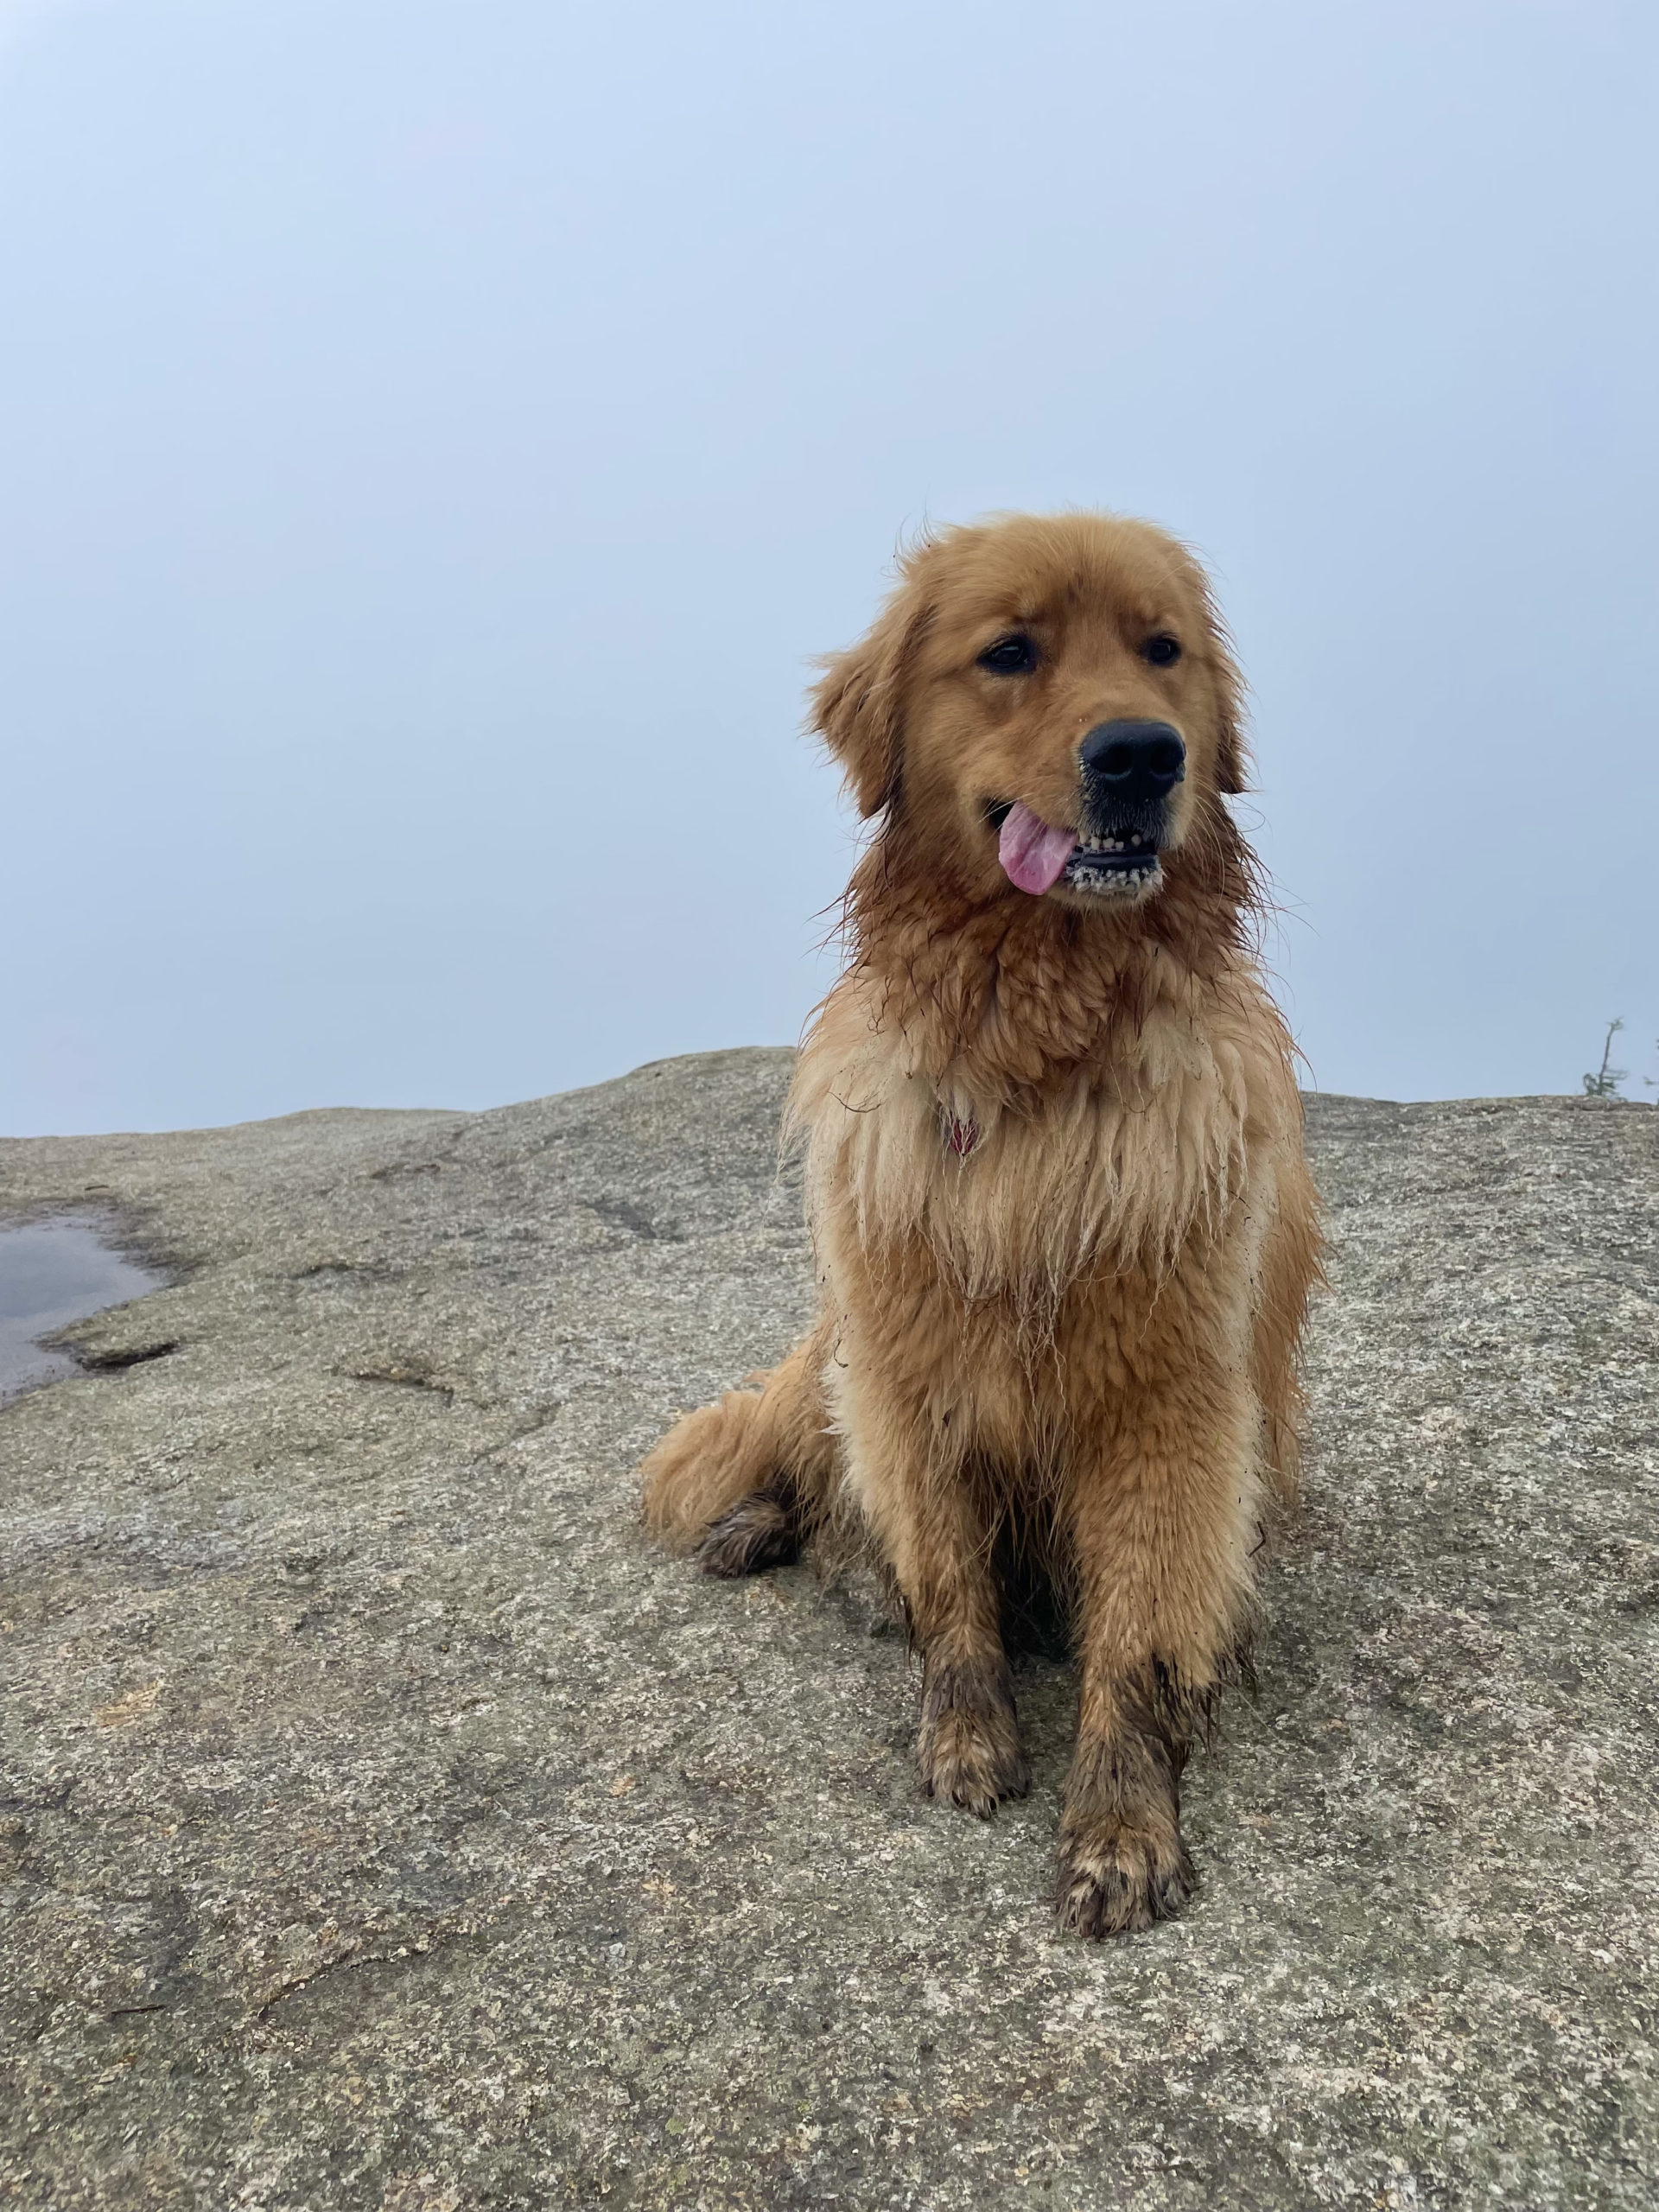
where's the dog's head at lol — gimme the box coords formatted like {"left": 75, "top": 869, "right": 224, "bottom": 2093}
{"left": 812, "top": 512, "right": 1246, "bottom": 915}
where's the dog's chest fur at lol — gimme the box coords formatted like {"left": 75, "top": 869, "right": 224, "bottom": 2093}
{"left": 791, "top": 971, "right": 1296, "bottom": 1304}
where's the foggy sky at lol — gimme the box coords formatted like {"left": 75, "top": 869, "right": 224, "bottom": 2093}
{"left": 3, "top": 0, "right": 1656, "bottom": 1135}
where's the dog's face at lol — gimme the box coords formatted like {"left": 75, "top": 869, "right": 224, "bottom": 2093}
{"left": 814, "top": 513, "right": 1245, "bottom": 914}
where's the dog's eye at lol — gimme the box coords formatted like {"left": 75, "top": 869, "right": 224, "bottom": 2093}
{"left": 1143, "top": 634, "right": 1182, "bottom": 667}
{"left": 977, "top": 633, "right": 1039, "bottom": 676}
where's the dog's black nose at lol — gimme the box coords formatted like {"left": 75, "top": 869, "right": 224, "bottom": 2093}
{"left": 1079, "top": 720, "right": 1186, "bottom": 800}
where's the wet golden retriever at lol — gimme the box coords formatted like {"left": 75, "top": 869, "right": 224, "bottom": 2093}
{"left": 641, "top": 511, "right": 1320, "bottom": 1936}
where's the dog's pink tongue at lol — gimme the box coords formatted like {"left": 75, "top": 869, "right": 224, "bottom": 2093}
{"left": 998, "top": 802, "right": 1077, "bottom": 895}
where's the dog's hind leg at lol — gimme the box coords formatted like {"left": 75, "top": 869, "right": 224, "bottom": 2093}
{"left": 1249, "top": 1149, "right": 1322, "bottom": 1504}
{"left": 639, "top": 1326, "right": 837, "bottom": 1573}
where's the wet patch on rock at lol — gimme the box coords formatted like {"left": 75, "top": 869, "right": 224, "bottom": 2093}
{"left": 0, "top": 1212, "right": 169, "bottom": 1405}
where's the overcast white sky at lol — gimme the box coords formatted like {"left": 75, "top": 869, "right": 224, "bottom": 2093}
{"left": 3, "top": 0, "right": 1656, "bottom": 1135}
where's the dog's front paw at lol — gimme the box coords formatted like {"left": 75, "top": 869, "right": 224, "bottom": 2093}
{"left": 1054, "top": 1818, "right": 1195, "bottom": 1937}
{"left": 916, "top": 1658, "right": 1030, "bottom": 1818}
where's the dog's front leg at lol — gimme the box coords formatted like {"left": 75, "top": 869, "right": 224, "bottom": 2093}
{"left": 1056, "top": 1351, "right": 1259, "bottom": 1936}
{"left": 846, "top": 1380, "right": 1029, "bottom": 1818}
{"left": 905, "top": 1478, "right": 1031, "bottom": 1820}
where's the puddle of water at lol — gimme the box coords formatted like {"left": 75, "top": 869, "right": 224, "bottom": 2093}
{"left": 0, "top": 1215, "right": 168, "bottom": 1407}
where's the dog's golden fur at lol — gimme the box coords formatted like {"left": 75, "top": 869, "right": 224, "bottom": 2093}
{"left": 641, "top": 512, "right": 1320, "bottom": 1936}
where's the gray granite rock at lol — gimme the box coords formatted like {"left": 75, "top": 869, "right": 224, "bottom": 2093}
{"left": 0, "top": 1052, "right": 1654, "bottom": 2210}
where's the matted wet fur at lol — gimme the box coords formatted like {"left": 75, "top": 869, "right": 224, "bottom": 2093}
{"left": 641, "top": 511, "right": 1320, "bottom": 1937}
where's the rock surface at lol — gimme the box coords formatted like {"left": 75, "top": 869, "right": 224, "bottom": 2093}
{"left": 1, "top": 1050, "right": 1655, "bottom": 2211}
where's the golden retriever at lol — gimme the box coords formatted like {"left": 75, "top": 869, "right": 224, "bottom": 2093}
{"left": 641, "top": 511, "right": 1320, "bottom": 1937}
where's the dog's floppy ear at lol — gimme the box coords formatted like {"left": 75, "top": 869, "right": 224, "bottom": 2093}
{"left": 1191, "top": 562, "right": 1249, "bottom": 797}
{"left": 1211, "top": 651, "right": 1248, "bottom": 797}
{"left": 810, "top": 569, "right": 932, "bottom": 819}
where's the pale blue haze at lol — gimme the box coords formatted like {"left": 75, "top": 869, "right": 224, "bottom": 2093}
{"left": 3, "top": 0, "right": 1656, "bottom": 1133}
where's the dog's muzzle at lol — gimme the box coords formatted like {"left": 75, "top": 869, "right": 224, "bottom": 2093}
{"left": 1067, "top": 720, "right": 1185, "bottom": 891}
